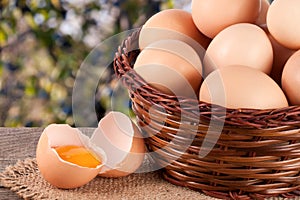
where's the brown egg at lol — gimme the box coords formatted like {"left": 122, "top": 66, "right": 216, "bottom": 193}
{"left": 139, "top": 9, "right": 211, "bottom": 53}
{"left": 267, "top": 0, "right": 300, "bottom": 50}
{"left": 204, "top": 23, "right": 273, "bottom": 77}
{"left": 199, "top": 65, "right": 288, "bottom": 109}
{"left": 134, "top": 39, "right": 203, "bottom": 98}
{"left": 260, "top": 24, "right": 296, "bottom": 86}
{"left": 255, "top": 0, "right": 270, "bottom": 25}
{"left": 191, "top": 0, "right": 260, "bottom": 38}
{"left": 282, "top": 50, "right": 300, "bottom": 105}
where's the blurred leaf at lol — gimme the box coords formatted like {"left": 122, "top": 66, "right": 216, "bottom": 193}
{"left": 12, "top": 7, "right": 22, "bottom": 19}
{"left": 27, "top": 0, "right": 39, "bottom": 10}
{"left": 0, "top": 29, "right": 7, "bottom": 46}
{"left": 0, "top": 61, "right": 3, "bottom": 77}
{"left": 162, "top": 0, "right": 174, "bottom": 9}
{"left": 0, "top": 0, "right": 166, "bottom": 127}
{"left": 40, "top": 77, "right": 52, "bottom": 93}
{"left": 34, "top": 29, "right": 55, "bottom": 48}
{"left": 51, "top": 0, "right": 61, "bottom": 9}
{"left": 25, "top": 86, "right": 37, "bottom": 96}
{"left": 0, "top": 0, "right": 9, "bottom": 8}
{"left": 1, "top": 22, "right": 14, "bottom": 36}
{"left": 24, "top": 13, "right": 38, "bottom": 29}
{"left": 4, "top": 118, "right": 22, "bottom": 127}
{"left": 39, "top": 9, "right": 50, "bottom": 21}
{"left": 25, "top": 77, "right": 38, "bottom": 96}
{"left": 122, "top": 0, "right": 140, "bottom": 24}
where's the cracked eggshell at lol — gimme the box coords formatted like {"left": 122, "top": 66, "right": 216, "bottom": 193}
{"left": 36, "top": 124, "right": 106, "bottom": 189}
{"left": 91, "top": 112, "right": 145, "bottom": 177}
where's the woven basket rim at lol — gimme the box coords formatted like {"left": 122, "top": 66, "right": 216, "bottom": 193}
{"left": 113, "top": 28, "right": 300, "bottom": 200}
{"left": 113, "top": 29, "right": 300, "bottom": 129}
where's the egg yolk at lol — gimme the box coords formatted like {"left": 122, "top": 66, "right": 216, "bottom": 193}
{"left": 54, "top": 145, "right": 101, "bottom": 168}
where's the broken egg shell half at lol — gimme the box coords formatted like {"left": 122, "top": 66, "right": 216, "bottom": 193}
{"left": 36, "top": 111, "right": 146, "bottom": 189}
{"left": 91, "top": 111, "right": 146, "bottom": 178}
{"left": 36, "top": 124, "right": 106, "bottom": 189}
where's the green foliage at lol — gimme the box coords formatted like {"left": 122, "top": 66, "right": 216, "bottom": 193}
{"left": 0, "top": 0, "right": 175, "bottom": 127}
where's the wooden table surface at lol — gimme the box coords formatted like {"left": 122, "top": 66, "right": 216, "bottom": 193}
{"left": 2, "top": 128, "right": 300, "bottom": 200}
{"left": 0, "top": 127, "right": 95, "bottom": 200}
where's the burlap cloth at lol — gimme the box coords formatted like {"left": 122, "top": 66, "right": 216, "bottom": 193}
{"left": 0, "top": 157, "right": 220, "bottom": 200}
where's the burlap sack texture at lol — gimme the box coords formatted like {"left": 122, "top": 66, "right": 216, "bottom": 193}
{"left": 0, "top": 157, "right": 218, "bottom": 200}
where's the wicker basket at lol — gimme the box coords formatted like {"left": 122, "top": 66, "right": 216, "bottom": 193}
{"left": 113, "top": 29, "right": 300, "bottom": 199}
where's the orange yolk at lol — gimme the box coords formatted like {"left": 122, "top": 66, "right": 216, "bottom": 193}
{"left": 54, "top": 145, "right": 101, "bottom": 168}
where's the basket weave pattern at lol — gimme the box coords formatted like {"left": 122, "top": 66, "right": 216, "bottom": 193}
{"left": 113, "top": 30, "right": 300, "bottom": 199}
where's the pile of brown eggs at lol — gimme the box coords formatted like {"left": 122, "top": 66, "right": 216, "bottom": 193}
{"left": 135, "top": 0, "right": 300, "bottom": 109}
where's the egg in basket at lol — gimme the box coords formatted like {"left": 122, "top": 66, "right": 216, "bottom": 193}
{"left": 113, "top": 1, "right": 300, "bottom": 199}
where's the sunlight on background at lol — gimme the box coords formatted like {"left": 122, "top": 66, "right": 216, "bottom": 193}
{"left": 0, "top": 0, "right": 192, "bottom": 127}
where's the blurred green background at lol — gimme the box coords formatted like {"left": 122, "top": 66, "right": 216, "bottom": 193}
{"left": 0, "top": 0, "right": 192, "bottom": 127}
